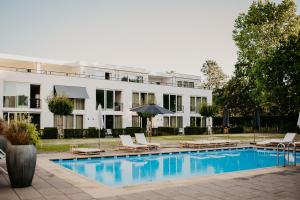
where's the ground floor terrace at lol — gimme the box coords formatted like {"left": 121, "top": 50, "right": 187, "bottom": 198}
{"left": 1, "top": 134, "right": 300, "bottom": 200}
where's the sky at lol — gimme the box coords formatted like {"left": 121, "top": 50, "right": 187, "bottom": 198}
{"left": 0, "top": 0, "right": 299, "bottom": 76}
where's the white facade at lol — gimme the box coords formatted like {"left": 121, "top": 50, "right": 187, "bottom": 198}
{"left": 0, "top": 53, "right": 212, "bottom": 130}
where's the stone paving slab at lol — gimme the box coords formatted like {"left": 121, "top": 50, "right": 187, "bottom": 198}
{"left": 1, "top": 162, "right": 300, "bottom": 200}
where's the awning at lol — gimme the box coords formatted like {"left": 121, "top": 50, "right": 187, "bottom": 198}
{"left": 54, "top": 85, "right": 89, "bottom": 99}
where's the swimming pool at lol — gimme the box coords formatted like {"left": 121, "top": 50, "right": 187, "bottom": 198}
{"left": 53, "top": 147, "right": 299, "bottom": 187}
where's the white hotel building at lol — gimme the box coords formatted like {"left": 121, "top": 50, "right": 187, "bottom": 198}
{"left": 0, "top": 54, "right": 212, "bottom": 131}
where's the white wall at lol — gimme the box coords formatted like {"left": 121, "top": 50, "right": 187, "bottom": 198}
{"left": 0, "top": 70, "right": 212, "bottom": 129}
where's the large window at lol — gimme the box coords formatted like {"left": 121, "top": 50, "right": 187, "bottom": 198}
{"left": 132, "top": 92, "right": 155, "bottom": 107}
{"left": 54, "top": 114, "right": 83, "bottom": 129}
{"left": 132, "top": 116, "right": 140, "bottom": 127}
{"left": 75, "top": 115, "right": 83, "bottom": 129}
{"left": 190, "top": 96, "right": 205, "bottom": 113}
{"left": 3, "top": 81, "right": 30, "bottom": 108}
{"left": 96, "top": 89, "right": 122, "bottom": 111}
{"left": 163, "top": 116, "right": 183, "bottom": 128}
{"left": 163, "top": 94, "right": 183, "bottom": 112}
{"left": 104, "top": 115, "right": 122, "bottom": 129}
{"left": 190, "top": 116, "right": 204, "bottom": 127}
{"left": 72, "top": 99, "right": 85, "bottom": 110}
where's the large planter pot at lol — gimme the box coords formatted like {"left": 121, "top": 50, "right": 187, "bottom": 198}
{"left": 6, "top": 145, "right": 37, "bottom": 188}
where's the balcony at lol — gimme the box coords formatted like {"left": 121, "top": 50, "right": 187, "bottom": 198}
{"left": 0, "top": 65, "right": 206, "bottom": 90}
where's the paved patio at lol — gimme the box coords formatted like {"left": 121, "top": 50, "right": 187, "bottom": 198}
{"left": 1, "top": 161, "right": 300, "bottom": 200}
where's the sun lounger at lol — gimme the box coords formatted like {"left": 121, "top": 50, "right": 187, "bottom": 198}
{"left": 70, "top": 146, "right": 104, "bottom": 155}
{"left": 135, "top": 133, "right": 160, "bottom": 149}
{"left": 180, "top": 139, "right": 240, "bottom": 148}
{"left": 119, "top": 135, "right": 149, "bottom": 151}
{"left": 256, "top": 133, "right": 297, "bottom": 147}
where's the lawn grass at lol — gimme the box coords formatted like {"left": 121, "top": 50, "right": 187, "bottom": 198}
{"left": 37, "top": 133, "right": 290, "bottom": 153}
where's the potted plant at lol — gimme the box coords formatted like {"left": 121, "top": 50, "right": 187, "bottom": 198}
{"left": 5, "top": 119, "right": 40, "bottom": 188}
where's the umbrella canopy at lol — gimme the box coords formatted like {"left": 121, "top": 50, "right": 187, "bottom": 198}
{"left": 222, "top": 105, "right": 230, "bottom": 128}
{"left": 97, "top": 104, "right": 104, "bottom": 129}
{"left": 297, "top": 112, "right": 300, "bottom": 129}
{"left": 253, "top": 107, "right": 261, "bottom": 131}
{"left": 130, "top": 104, "right": 174, "bottom": 115}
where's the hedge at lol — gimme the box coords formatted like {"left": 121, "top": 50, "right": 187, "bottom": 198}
{"left": 153, "top": 127, "right": 179, "bottom": 136}
{"left": 41, "top": 127, "right": 58, "bottom": 139}
{"left": 184, "top": 127, "right": 206, "bottom": 135}
{"left": 63, "top": 128, "right": 106, "bottom": 138}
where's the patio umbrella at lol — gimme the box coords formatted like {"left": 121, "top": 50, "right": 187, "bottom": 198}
{"left": 297, "top": 112, "right": 300, "bottom": 129}
{"left": 222, "top": 105, "right": 230, "bottom": 137}
{"left": 130, "top": 104, "right": 174, "bottom": 141}
{"left": 97, "top": 104, "right": 104, "bottom": 149}
{"left": 252, "top": 107, "right": 261, "bottom": 143}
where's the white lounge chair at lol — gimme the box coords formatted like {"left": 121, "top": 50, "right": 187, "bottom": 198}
{"left": 119, "top": 135, "right": 148, "bottom": 151}
{"left": 70, "top": 145, "right": 104, "bottom": 155}
{"left": 135, "top": 133, "right": 160, "bottom": 149}
{"left": 0, "top": 149, "right": 7, "bottom": 174}
{"left": 256, "top": 133, "right": 297, "bottom": 146}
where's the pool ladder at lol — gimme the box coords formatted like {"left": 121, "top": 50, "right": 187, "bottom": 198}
{"left": 276, "top": 142, "right": 296, "bottom": 167}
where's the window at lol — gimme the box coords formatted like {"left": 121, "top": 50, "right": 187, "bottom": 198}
{"left": 3, "top": 81, "right": 30, "bottom": 108}
{"left": 73, "top": 99, "right": 85, "bottom": 110}
{"left": 105, "top": 72, "right": 110, "bottom": 80}
{"left": 177, "top": 117, "right": 183, "bottom": 128}
{"left": 190, "top": 97, "right": 196, "bottom": 112}
{"left": 188, "top": 82, "right": 194, "bottom": 88}
{"left": 148, "top": 93, "right": 155, "bottom": 104}
{"left": 170, "top": 116, "right": 176, "bottom": 128}
{"left": 114, "top": 115, "right": 122, "bottom": 128}
{"left": 177, "top": 81, "right": 182, "bottom": 87}
{"left": 133, "top": 92, "right": 155, "bottom": 107}
{"left": 132, "top": 92, "right": 139, "bottom": 107}
{"left": 164, "top": 116, "right": 183, "bottom": 128}
{"left": 3, "top": 96, "right": 16, "bottom": 108}
{"left": 177, "top": 96, "right": 183, "bottom": 112}
{"left": 170, "top": 95, "right": 176, "bottom": 112}
{"left": 96, "top": 90, "right": 104, "bottom": 109}
{"left": 106, "top": 90, "right": 114, "bottom": 109}
{"left": 75, "top": 115, "right": 83, "bottom": 129}
{"left": 64, "top": 115, "right": 74, "bottom": 129}
{"left": 132, "top": 116, "right": 140, "bottom": 127}
{"left": 163, "top": 117, "right": 169, "bottom": 127}
{"left": 163, "top": 94, "right": 169, "bottom": 109}
{"left": 202, "top": 97, "right": 207, "bottom": 106}
{"left": 183, "top": 81, "right": 188, "bottom": 87}
{"left": 196, "top": 97, "right": 201, "bottom": 111}
{"left": 190, "top": 117, "right": 203, "bottom": 127}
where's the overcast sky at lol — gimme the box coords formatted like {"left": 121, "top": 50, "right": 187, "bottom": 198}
{"left": 0, "top": 0, "right": 299, "bottom": 76}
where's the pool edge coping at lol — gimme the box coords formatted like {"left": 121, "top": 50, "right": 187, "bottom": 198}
{"left": 37, "top": 146, "right": 299, "bottom": 198}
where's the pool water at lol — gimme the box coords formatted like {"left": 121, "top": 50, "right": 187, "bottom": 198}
{"left": 53, "top": 148, "right": 299, "bottom": 187}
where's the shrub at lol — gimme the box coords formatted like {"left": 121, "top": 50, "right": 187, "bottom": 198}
{"left": 6, "top": 119, "right": 40, "bottom": 145}
{"left": 229, "top": 126, "right": 244, "bottom": 133}
{"left": 47, "top": 95, "right": 73, "bottom": 115}
{"left": 86, "top": 127, "right": 98, "bottom": 138}
{"left": 154, "top": 127, "right": 179, "bottom": 136}
{"left": 112, "top": 129, "right": 125, "bottom": 137}
{"left": 64, "top": 129, "right": 84, "bottom": 138}
{"left": 125, "top": 127, "right": 146, "bottom": 137}
{"left": 184, "top": 127, "right": 206, "bottom": 135}
{"left": 41, "top": 127, "right": 58, "bottom": 139}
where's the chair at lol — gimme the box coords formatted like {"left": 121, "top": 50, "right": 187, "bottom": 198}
{"left": 106, "top": 129, "right": 113, "bottom": 136}
{"left": 256, "top": 133, "right": 297, "bottom": 146}
{"left": 135, "top": 133, "right": 160, "bottom": 149}
{"left": 0, "top": 149, "right": 7, "bottom": 174}
{"left": 70, "top": 145, "right": 104, "bottom": 155}
{"left": 119, "top": 135, "right": 148, "bottom": 151}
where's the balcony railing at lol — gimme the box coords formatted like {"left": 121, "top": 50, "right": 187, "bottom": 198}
{"left": 0, "top": 65, "right": 206, "bottom": 90}
{"left": 114, "top": 102, "right": 123, "bottom": 111}
{"left": 30, "top": 98, "right": 41, "bottom": 109}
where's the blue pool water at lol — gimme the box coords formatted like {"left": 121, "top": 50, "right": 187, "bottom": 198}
{"left": 53, "top": 148, "right": 299, "bottom": 187}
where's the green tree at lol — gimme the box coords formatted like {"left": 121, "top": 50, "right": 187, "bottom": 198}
{"left": 199, "top": 104, "right": 217, "bottom": 134}
{"left": 224, "top": 0, "right": 300, "bottom": 116}
{"left": 201, "top": 60, "right": 227, "bottom": 90}
{"left": 47, "top": 95, "right": 73, "bottom": 137}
